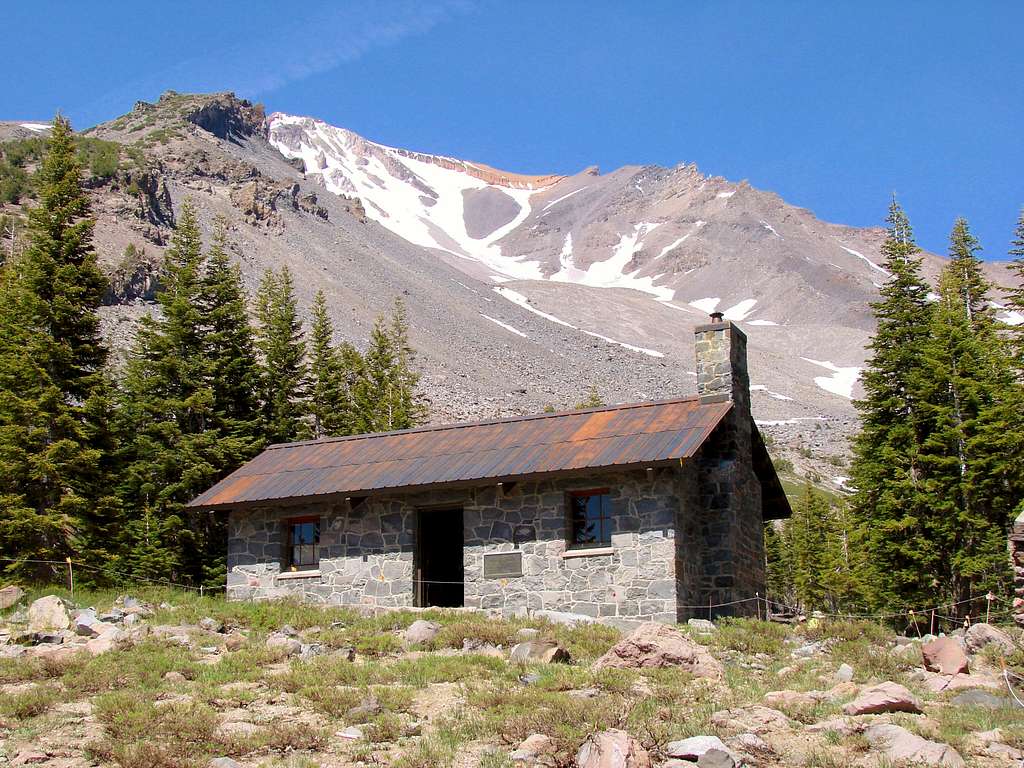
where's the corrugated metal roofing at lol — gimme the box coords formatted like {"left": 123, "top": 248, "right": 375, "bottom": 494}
{"left": 188, "top": 397, "right": 733, "bottom": 510}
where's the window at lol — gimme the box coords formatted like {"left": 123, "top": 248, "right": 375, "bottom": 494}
{"left": 568, "top": 490, "right": 613, "bottom": 548}
{"left": 286, "top": 517, "right": 320, "bottom": 571}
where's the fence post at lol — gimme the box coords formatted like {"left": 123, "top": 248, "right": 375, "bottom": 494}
{"left": 756, "top": 593, "right": 761, "bottom": 621}
{"left": 66, "top": 557, "right": 73, "bottom": 596}
{"left": 708, "top": 595, "right": 713, "bottom": 622}
{"left": 200, "top": 585, "right": 204, "bottom": 599}
{"left": 986, "top": 592, "right": 994, "bottom": 624}
{"left": 930, "top": 609, "right": 935, "bottom": 636}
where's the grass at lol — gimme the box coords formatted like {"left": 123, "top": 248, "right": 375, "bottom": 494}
{"left": 0, "top": 683, "right": 62, "bottom": 719}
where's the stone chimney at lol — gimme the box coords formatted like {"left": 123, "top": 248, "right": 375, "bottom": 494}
{"left": 694, "top": 314, "right": 750, "bottom": 413}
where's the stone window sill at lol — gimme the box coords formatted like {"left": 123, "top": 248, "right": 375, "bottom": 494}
{"left": 561, "top": 547, "right": 615, "bottom": 559}
{"left": 276, "top": 570, "right": 322, "bottom": 580}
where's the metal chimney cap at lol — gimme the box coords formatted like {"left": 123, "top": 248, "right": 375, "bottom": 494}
{"left": 709, "top": 311, "right": 724, "bottom": 322}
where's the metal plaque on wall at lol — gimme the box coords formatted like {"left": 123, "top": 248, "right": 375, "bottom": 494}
{"left": 482, "top": 551, "right": 523, "bottom": 579}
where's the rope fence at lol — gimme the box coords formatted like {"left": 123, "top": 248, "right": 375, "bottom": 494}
{"left": 0, "top": 557, "right": 226, "bottom": 597}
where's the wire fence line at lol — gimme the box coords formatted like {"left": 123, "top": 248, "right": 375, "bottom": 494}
{"left": 2, "top": 556, "right": 1014, "bottom": 629}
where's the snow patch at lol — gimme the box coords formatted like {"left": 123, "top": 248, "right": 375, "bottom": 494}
{"left": 723, "top": 298, "right": 757, "bottom": 321}
{"left": 750, "top": 384, "right": 794, "bottom": 401}
{"left": 20, "top": 122, "right": 49, "bottom": 132}
{"left": 839, "top": 245, "right": 890, "bottom": 276}
{"left": 492, "top": 286, "right": 663, "bottom": 357}
{"left": 689, "top": 297, "right": 721, "bottom": 314}
{"left": 480, "top": 313, "right": 528, "bottom": 338}
{"left": 656, "top": 220, "right": 705, "bottom": 259}
{"left": 800, "top": 358, "right": 861, "bottom": 399}
{"left": 759, "top": 220, "right": 782, "bottom": 238}
{"left": 541, "top": 186, "right": 587, "bottom": 212}
{"left": 716, "top": 190, "right": 735, "bottom": 198}
{"left": 747, "top": 319, "right": 779, "bottom": 326}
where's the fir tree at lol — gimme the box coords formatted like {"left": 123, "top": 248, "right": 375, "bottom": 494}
{"left": 0, "top": 115, "right": 117, "bottom": 579}
{"left": 308, "top": 290, "right": 351, "bottom": 438}
{"left": 117, "top": 200, "right": 225, "bottom": 585}
{"left": 849, "top": 198, "right": 936, "bottom": 609}
{"left": 1007, "top": 208, "right": 1024, "bottom": 363}
{"left": 946, "top": 217, "right": 990, "bottom": 327}
{"left": 255, "top": 267, "right": 309, "bottom": 443}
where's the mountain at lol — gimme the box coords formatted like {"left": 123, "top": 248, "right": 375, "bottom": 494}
{"left": 3, "top": 92, "right": 1019, "bottom": 491}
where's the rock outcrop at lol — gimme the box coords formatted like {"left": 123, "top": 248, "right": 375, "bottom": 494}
{"left": 592, "top": 622, "right": 722, "bottom": 678}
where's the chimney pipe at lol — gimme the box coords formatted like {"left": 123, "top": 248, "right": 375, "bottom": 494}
{"left": 709, "top": 311, "right": 724, "bottom": 323}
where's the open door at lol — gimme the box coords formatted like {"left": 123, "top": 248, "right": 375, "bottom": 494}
{"left": 415, "top": 507, "right": 464, "bottom": 607}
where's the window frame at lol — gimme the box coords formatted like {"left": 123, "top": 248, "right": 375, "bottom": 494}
{"left": 284, "top": 515, "right": 320, "bottom": 572}
{"left": 565, "top": 488, "right": 613, "bottom": 550}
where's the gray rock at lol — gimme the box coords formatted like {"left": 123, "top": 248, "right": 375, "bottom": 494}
{"left": 338, "top": 725, "right": 364, "bottom": 740}
{"left": 299, "top": 643, "right": 327, "bottom": 660}
{"left": 209, "top": 759, "right": 243, "bottom": 768}
{"left": 687, "top": 618, "right": 717, "bottom": 633}
{"left": 534, "top": 609, "right": 598, "bottom": 626}
{"left": 120, "top": 596, "right": 154, "bottom": 617}
{"left": 949, "top": 690, "right": 1014, "bottom": 709}
{"left": 509, "top": 640, "right": 570, "bottom": 664}
{"left": 279, "top": 624, "right": 299, "bottom": 637}
{"left": 346, "top": 694, "right": 381, "bottom": 721}
{"left": 697, "top": 749, "right": 735, "bottom": 768}
{"left": 964, "top": 623, "right": 1016, "bottom": 655}
{"left": 198, "top": 617, "right": 223, "bottom": 633}
{"left": 864, "top": 723, "right": 964, "bottom": 767}
{"left": 666, "top": 735, "right": 733, "bottom": 760}
{"left": 402, "top": 619, "right": 440, "bottom": 645}
{"left": 266, "top": 634, "right": 302, "bottom": 656}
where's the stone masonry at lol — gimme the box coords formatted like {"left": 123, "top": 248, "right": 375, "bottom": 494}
{"left": 1011, "top": 508, "right": 1024, "bottom": 627}
{"left": 224, "top": 319, "right": 771, "bottom": 624}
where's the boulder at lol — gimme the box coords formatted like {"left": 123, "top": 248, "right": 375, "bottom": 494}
{"left": 534, "top": 609, "right": 597, "bottom": 627}
{"left": 164, "top": 671, "right": 188, "bottom": 683}
{"left": 511, "top": 733, "right": 555, "bottom": 765}
{"left": 687, "top": 618, "right": 717, "bottom": 633}
{"left": 0, "top": 584, "right": 25, "bottom": 610}
{"left": 86, "top": 628, "right": 125, "bottom": 656}
{"left": 842, "top": 681, "right": 921, "bottom": 715}
{"left": 510, "top": 640, "right": 571, "bottom": 664}
{"left": 575, "top": 729, "right": 651, "bottom": 768}
{"left": 198, "top": 617, "right": 224, "bottom": 633}
{"left": 224, "top": 633, "right": 247, "bottom": 651}
{"left": 265, "top": 634, "right": 301, "bottom": 657}
{"left": 964, "top": 623, "right": 1016, "bottom": 655}
{"left": 913, "top": 669, "right": 1001, "bottom": 692}
{"left": 27, "top": 595, "right": 71, "bottom": 632}
{"left": 665, "top": 735, "right": 734, "bottom": 761}
{"left": 592, "top": 622, "right": 722, "bottom": 679}
{"left": 949, "top": 690, "right": 1013, "bottom": 709}
{"left": 696, "top": 750, "right": 734, "bottom": 768}
{"left": 402, "top": 619, "right": 440, "bottom": 645}
{"left": 922, "top": 636, "right": 969, "bottom": 675}
{"left": 209, "top": 759, "right": 243, "bottom": 768}
{"left": 709, "top": 706, "right": 792, "bottom": 735}
{"left": 864, "top": 723, "right": 964, "bottom": 767}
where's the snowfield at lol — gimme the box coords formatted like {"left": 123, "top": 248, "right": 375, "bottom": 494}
{"left": 800, "top": 358, "right": 861, "bottom": 399}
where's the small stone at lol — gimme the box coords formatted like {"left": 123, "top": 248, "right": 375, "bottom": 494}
{"left": 687, "top": 618, "right": 717, "bottom": 633}
{"left": 224, "top": 633, "right": 246, "bottom": 651}
{"left": 843, "top": 681, "right": 921, "bottom": 715}
{"left": 710, "top": 706, "right": 792, "bottom": 735}
{"left": 575, "top": 729, "right": 651, "bottom": 768}
{"left": 921, "top": 636, "right": 969, "bottom": 676}
{"left": 510, "top": 640, "right": 570, "bottom": 664}
{"left": 665, "top": 735, "right": 733, "bottom": 761}
{"left": 697, "top": 749, "right": 735, "bottom": 768}
{"left": 864, "top": 723, "right": 964, "bottom": 767}
{"left": 12, "top": 750, "right": 49, "bottom": 766}
{"left": 198, "top": 617, "right": 223, "bottom": 633}
{"left": 402, "top": 619, "right": 440, "bottom": 645}
{"left": 835, "top": 662, "right": 854, "bottom": 682}
{"left": 164, "top": 671, "right": 188, "bottom": 683}
{"left": 279, "top": 624, "right": 298, "bottom": 637}
{"left": 299, "top": 643, "right": 327, "bottom": 661}
{"left": 332, "top": 645, "right": 356, "bottom": 661}
{"left": 27, "top": 595, "right": 71, "bottom": 632}
{"left": 120, "top": 596, "right": 153, "bottom": 617}
{"left": 209, "top": 758, "right": 243, "bottom": 768}
{"left": 265, "top": 634, "right": 301, "bottom": 657}
{"left": 511, "top": 732, "right": 554, "bottom": 765}
{"left": 338, "top": 725, "right": 364, "bottom": 740}
{"left": 346, "top": 694, "right": 381, "bottom": 721}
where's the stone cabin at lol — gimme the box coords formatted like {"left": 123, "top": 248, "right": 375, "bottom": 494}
{"left": 189, "top": 317, "right": 791, "bottom": 624}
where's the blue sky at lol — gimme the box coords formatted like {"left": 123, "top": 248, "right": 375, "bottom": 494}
{"left": 4, "top": 1, "right": 1021, "bottom": 259}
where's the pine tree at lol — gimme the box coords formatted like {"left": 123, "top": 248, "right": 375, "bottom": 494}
{"left": 254, "top": 267, "right": 309, "bottom": 443}
{"left": 0, "top": 115, "right": 117, "bottom": 580}
{"left": 917, "top": 247, "right": 1023, "bottom": 604}
{"left": 352, "top": 299, "right": 427, "bottom": 433}
{"left": 849, "top": 198, "right": 936, "bottom": 609}
{"left": 117, "top": 200, "right": 224, "bottom": 585}
{"left": 946, "top": 217, "right": 990, "bottom": 327}
{"left": 1007, "top": 208, "right": 1024, "bottom": 363}
{"left": 308, "top": 290, "right": 351, "bottom": 438}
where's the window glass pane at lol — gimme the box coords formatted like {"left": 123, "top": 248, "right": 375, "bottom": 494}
{"left": 570, "top": 493, "right": 611, "bottom": 547}
{"left": 288, "top": 520, "right": 319, "bottom": 568}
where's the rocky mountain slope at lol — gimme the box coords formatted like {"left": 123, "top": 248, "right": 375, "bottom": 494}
{"left": 4, "top": 92, "right": 1020, "bottom": 490}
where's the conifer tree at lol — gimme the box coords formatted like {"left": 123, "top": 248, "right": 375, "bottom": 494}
{"left": 1007, "top": 208, "right": 1024, "bottom": 363}
{"left": 117, "top": 200, "right": 224, "bottom": 585}
{"left": 917, "top": 240, "right": 1023, "bottom": 602}
{"left": 308, "top": 290, "right": 351, "bottom": 438}
{"left": 254, "top": 266, "right": 309, "bottom": 443}
{"left": 0, "top": 115, "right": 117, "bottom": 579}
{"left": 352, "top": 299, "right": 427, "bottom": 433}
{"left": 946, "top": 217, "right": 990, "bottom": 327}
{"left": 849, "top": 198, "right": 936, "bottom": 609}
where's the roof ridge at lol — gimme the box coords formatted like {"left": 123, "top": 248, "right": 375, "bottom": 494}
{"left": 266, "top": 395, "right": 702, "bottom": 451}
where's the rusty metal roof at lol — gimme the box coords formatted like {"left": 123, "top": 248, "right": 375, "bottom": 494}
{"left": 188, "top": 397, "right": 733, "bottom": 511}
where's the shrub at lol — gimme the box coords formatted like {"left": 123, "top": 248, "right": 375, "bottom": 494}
{"left": 709, "top": 617, "right": 788, "bottom": 656}
{"left": 0, "top": 683, "right": 62, "bottom": 719}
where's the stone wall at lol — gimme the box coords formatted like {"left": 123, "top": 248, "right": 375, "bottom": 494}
{"left": 226, "top": 467, "right": 705, "bottom": 624}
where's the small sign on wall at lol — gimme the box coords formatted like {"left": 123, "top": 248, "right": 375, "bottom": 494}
{"left": 483, "top": 551, "right": 523, "bottom": 579}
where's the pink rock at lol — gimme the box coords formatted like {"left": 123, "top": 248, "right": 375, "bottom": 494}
{"left": 575, "top": 729, "right": 651, "bottom": 768}
{"left": 921, "top": 636, "right": 968, "bottom": 675}
{"left": 842, "top": 681, "right": 921, "bottom": 715}
{"left": 592, "top": 622, "right": 722, "bottom": 678}
{"left": 864, "top": 723, "right": 964, "bottom": 767}
{"left": 709, "top": 706, "right": 793, "bottom": 735}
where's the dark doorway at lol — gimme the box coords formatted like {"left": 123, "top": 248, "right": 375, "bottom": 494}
{"left": 415, "top": 507, "right": 464, "bottom": 607}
